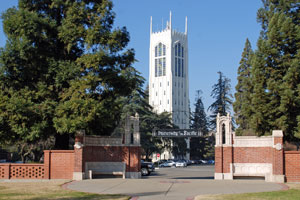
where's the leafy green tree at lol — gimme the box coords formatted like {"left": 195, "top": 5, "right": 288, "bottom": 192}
{"left": 250, "top": 0, "right": 300, "bottom": 141}
{"left": 0, "top": 0, "right": 137, "bottom": 159}
{"left": 233, "top": 39, "right": 254, "bottom": 135}
{"left": 208, "top": 71, "right": 233, "bottom": 129}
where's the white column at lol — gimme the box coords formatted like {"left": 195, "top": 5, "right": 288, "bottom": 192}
{"left": 185, "top": 137, "right": 190, "bottom": 160}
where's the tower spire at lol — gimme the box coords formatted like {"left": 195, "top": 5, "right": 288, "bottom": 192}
{"left": 169, "top": 11, "right": 172, "bottom": 30}
{"left": 185, "top": 16, "right": 188, "bottom": 34}
{"left": 150, "top": 16, "right": 152, "bottom": 34}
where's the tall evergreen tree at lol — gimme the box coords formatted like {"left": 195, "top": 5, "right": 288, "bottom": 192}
{"left": 118, "top": 82, "right": 176, "bottom": 160}
{"left": 0, "top": 0, "right": 137, "bottom": 160}
{"left": 233, "top": 38, "right": 254, "bottom": 135}
{"left": 190, "top": 90, "right": 210, "bottom": 160}
{"left": 191, "top": 90, "right": 209, "bottom": 134}
{"left": 208, "top": 71, "right": 233, "bottom": 129}
{"left": 250, "top": 0, "right": 300, "bottom": 140}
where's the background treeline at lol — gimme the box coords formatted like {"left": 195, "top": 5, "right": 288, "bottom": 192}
{"left": 233, "top": 0, "right": 300, "bottom": 145}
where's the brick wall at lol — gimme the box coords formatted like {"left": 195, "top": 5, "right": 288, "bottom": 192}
{"left": 233, "top": 147, "right": 273, "bottom": 163}
{"left": 0, "top": 144, "right": 140, "bottom": 180}
{"left": 0, "top": 150, "right": 74, "bottom": 180}
{"left": 0, "top": 164, "right": 44, "bottom": 179}
{"left": 284, "top": 151, "right": 300, "bottom": 182}
{"left": 215, "top": 129, "right": 287, "bottom": 182}
{"left": 44, "top": 150, "right": 74, "bottom": 179}
{"left": 83, "top": 146, "right": 140, "bottom": 172}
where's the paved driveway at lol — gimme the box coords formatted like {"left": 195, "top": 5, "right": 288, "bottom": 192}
{"left": 67, "top": 165, "right": 286, "bottom": 200}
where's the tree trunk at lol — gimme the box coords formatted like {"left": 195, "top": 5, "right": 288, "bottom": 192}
{"left": 54, "top": 133, "right": 70, "bottom": 149}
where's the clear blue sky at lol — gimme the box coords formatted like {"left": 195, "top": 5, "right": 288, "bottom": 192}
{"left": 0, "top": 0, "right": 262, "bottom": 113}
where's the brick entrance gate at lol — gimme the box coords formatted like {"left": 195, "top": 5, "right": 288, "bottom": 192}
{"left": 0, "top": 114, "right": 141, "bottom": 180}
{"left": 215, "top": 113, "right": 300, "bottom": 183}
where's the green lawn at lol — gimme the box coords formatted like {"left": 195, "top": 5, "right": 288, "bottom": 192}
{"left": 0, "top": 180, "right": 130, "bottom": 200}
{"left": 196, "top": 183, "right": 300, "bottom": 200}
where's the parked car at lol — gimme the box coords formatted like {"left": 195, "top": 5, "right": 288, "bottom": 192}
{"left": 200, "top": 159, "right": 208, "bottom": 164}
{"left": 141, "top": 160, "right": 155, "bottom": 176}
{"left": 175, "top": 160, "right": 187, "bottom": 167}
{"left": 159, "top": 161, "right": 176, "bottom": 167}
{"left": 186, "top": 160, "right": 192, "bottom": 165}
{"left": 190, "top": 160, "right": 201, "bottom": 164}
{"left": 207, "top": 160, "right": 215, "bottom": 164}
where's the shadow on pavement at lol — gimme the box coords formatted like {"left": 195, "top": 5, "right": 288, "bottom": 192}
{"left": 128, "top": 191, "right": 166, "bottom": 197}
{"left": 171, "top": 176, "right": 214, "bottom": 180}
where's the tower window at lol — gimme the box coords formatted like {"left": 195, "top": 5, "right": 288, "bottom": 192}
{"left": 175, "top": 57, "right": 177, "bottom": 76}
{"left": 222, "top": 124, "right": 226, "bottom": 144}
{"left": 164, "top": 91, "right": 166, "bottom": 95}
{"left": 182, "top": 59, "right": 184, "bottom": 77}
{"left": 178, "top": 58, "right": 181, "bottom": 77}
{"left": 174, "top": 43, "right": 184, "bottom": 77}
{"left": 154, "top": 43, "right": 166, "bottom": 77}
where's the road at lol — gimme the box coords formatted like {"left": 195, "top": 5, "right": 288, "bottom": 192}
{"left": 67, "top": 165, "right": 285, "bottom": 200}
{"left": 144, "top": 165, "right": 214, "bottom": 180}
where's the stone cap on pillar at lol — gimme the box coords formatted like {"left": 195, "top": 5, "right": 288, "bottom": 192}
{"left": 272, "top": 130, "right": 283, "bottom": 137}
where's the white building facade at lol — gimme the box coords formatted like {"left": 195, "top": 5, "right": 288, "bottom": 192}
{"left": 149, "top": 13, "right": 190, "bottom": 160}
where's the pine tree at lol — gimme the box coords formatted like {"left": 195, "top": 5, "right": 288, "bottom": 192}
{"left": 250, "top": 0, "right": 300, "bottom": 141}
{"left": 118, "top": 82, "right": 177, "bottom": 160}
{"left": 190, "top": 90, "right": 210, "bottom": 160}
{"left": 208, "top": 71, "right": 233, "bottom": 129}
{"left": 0, "top": 0, "right": 138, "bottom": 159}
{"left": 191, "top": 90, "right": 209, "bottom": 134}
{"left": 233, "top": 38, "right": 254, "bottom": 135}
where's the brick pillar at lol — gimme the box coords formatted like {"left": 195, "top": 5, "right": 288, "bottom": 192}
{"left": 73, "top": 136, "right": 85, "bottom": 180}
{"left": 215, "top": 147, "right": 223, "bottom": 173}
{"left": 214, "top": 113, "right": 233, "bottom": 180}
{"left": 125, "top": 146, "right": 141, "bottom": 179}
{"left": 3, "top": 164, "right": 10, "bottom": 179}
{"left": 223, "top": 147, "right": 233, "bottom": 173}
{"left": 44, "top": 150, "right": 51, "bottom": 179}
{"left": 272, "top": 130, "right": 285, "bottom": 183}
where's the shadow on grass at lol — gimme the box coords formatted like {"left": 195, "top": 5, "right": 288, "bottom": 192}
{"left": 0, "top": 192, "right": 129, "bottom": 200}
{"left": 29, "top": 193, "right": 129, "bottom": 200}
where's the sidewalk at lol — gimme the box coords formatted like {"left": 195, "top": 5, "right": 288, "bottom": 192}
{"left": 67, "top": 178, "right": 285, "bottom": 200}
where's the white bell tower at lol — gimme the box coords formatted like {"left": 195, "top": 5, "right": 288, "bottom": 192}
{"left": 149, "top": 12, "right": 189, "bottom": 160}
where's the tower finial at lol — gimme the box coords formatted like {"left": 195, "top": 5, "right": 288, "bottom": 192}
{"left": 150, "top": 16, "right": 152, "bottom": 34}
{"left": 185, "top": 16, "right": 188, "bottom": 34}
{"left": 169, "top": 11, "right": 172, "bottom": 30}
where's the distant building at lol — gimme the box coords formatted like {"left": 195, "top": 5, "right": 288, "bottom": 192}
{"left": 149, "top": 12, "right": 190, "bottom": 161}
